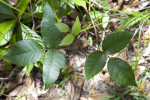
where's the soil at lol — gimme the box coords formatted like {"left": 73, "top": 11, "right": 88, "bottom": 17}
{"left": 0, "top": 0, "right": 150, "bottom": 100}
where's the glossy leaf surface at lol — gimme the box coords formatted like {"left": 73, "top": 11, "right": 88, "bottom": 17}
{"left": 4, "top": 39, "right": 44, "bottom": 66}
{"left": 85, "top": 51, "right": 106, "bottom": 80}
{"left": 108, "top": 58, "right": 137, "bottom": 86}
{"left": 102, "top": 31, "right": 134, "bottom": 54}
{"left": 0, "top": 20, "right": 16, "bottom": 46}
{"left": 43, "top": 49, "right": 66, "bottom": 90}
{"left": 41, "top": 2, "right": 61, "bottom": 48}
{"left": 20, "top": 23, "right": 44, "bottom": 48}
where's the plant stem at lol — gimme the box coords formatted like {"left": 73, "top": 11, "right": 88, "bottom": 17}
{"left": 51, "top": 0, "right": 60, "bottom": 23}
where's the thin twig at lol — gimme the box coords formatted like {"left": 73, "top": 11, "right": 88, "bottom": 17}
{"left": 88, "top": 0, "right": 98, "bottom": 46}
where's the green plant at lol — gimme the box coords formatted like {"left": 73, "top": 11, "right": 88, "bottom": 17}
{"left": 84, "top": 31, "right": 137, "bottom": 86}
{"left": 1, "top": 1, "right": 82, "bottom": 90}
{"left": 2, "top": 0, "right": 149, "bottom": 90}
{"left": 55, "top": 15, "right": 137, "bottom": 87}
{"left": 108, "top": 69, "right": 150, "bottom": 100}
{"left": 0, "top": 0, "right": 137, "bottom": 89}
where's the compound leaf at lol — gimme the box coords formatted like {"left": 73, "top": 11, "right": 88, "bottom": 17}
{"left": 108, "top": 57, "right": 137, "bottom": 86}
{"left": 72, "top": 16, "right": 81, "bottom": 36}
{"left": 59, "top": 34, "right": 74, "bottom": 46}
{"left": 85, "top": 51, "right": 106, "bottom": 80}
{"left": 4, "top": 39, "right": 44, "bottom": 66}
{"left": 102, "top": 31, "right": 134, "bottom": 54}
{"left": 43, "top": 49, "right": 66, "bottom": 90}
{"left": 41, "top": 2, "right": 61, "bottom": 48}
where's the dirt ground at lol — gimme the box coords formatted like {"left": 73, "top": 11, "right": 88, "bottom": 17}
{"left": 1, "top": 0, "right": 150, "bottom": 100}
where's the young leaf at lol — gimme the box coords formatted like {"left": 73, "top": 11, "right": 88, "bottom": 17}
{"left": 85, "top": 51, "right": 106, "bottom": 80}
{"left": 17, "top": 0, "right": 30, "bottom": 16}
{"left": 0, "top": 0, "right": 16, "bottom": 19}
{"left": 55, "top": 23, "right": 69, "bottom": 32}
{"left": 4, "top": 39, "right": 44, "bottom": 66}
{"left": 43, "top": 49, "right": 66, "bottom": 90}
{"left": 26, "top": 64, "right": 34, "bottom": 76}
{"left": 72, "top": 16, "right": 81, "bottom": 36}
{"left": 107, "top": 58, "right": 137, "bottom": 86}
{"left": 41, "top": 2, "right": 61, "bottom": 48}
{"left": 102, "top": 31, "right": 134, "bottom": 54}
{"left": 59, "top": 34, "right": 74, "bottom": 46}
{"left": 0, "top": 20, "right": 16, "bottom": 46}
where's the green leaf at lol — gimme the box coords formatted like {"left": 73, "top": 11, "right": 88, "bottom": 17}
{"left": 43, "top": 49, "right": 66, "bottom": 90}
{"left": 72, "top": 16, "right": 81, "bottom": 36}
{"left": 85, "top": 51, "right": 106, "bottom": 80}
{"left": 26, "top": 64, "right": 34, "bottom": 76}
{"left": 21, "top": 14, "right": 32, "bottom": 24}
{"left": 0, "top": 0, "right": 16, "bottom": 19}
{"left": 73, "top": 0, "right": 87, "bottom": 9}
{"left": 102, "top": 31, "right": 134, "bottom": 54}
{"left": 46, "top": 0, "right": 62, "bottom": 10}
{"left": 55, "top": 23, "right": 69, "bottom": 32}
{"left": 59, "top": 34, "right": 74, "bottom": 46}
{"left": 17, "top": 0, "right": 30, "bottom": 16}
{"left": 85, "top": 11, "right": 102, "bottom": 19}
{"left": 20, "top": 23, "right": 44, "bottom": 48}
{"left": 68, "top": 1, "right": 75, "bottom": 9}
{"left": 4, "top": 39, "right": 44, "bottom": 66}
{"left": 102, "top": 14, "right": 109, "bottom": 29}
{"left": 0, "top": 20, "right": 16, "bottom": 46}
{"left": 0, "top": 48, "right": 6, "bottom": 59}
{"left": 4, "top": 61, "right": 12, "bottom": 70}
{"left": 108, "top": 58, "right": 137, "bottom": 86}
{"left": 41, "top": 2, "right": 61, "bottom": 48}
{"left": 58, "top": 3, "right": 67, "bottom": 17}
{"left": 102, "top": 0, "right": 110, "bottom": 12}
{"left": 58, "top": 3, "right": 72, "bottom": 17}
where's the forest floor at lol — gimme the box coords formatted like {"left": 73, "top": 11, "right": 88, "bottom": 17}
{"left": 1, "top": 0, "right": 150, "bottom": 100}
